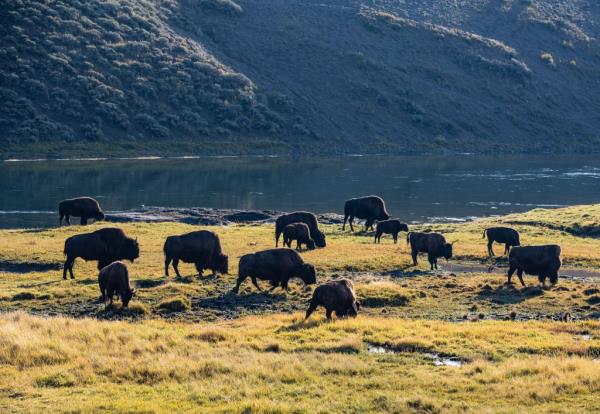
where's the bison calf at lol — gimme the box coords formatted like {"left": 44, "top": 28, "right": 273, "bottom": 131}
{"left": 275, "top": 212, "right": 326, "bottom": 248}
{"left": 234, "top": 248, "right": 316, "bottom": 293}
{"left": 483, "top": 227, "right": 520, "bottom": 256}
{"left": 98, "top": 261, "right": 135, "bottom": 308}
{"left": 374, "top": 220, "right": 409, "bottom": 243}
{"left": 59, "top": 197, "right": 105, "bottom": 226}
{"left": 407, "top": 232, "right": 453, "bottom": 270}
{"left": 508, "top": 245, "right": 561, "bottom": 287}
{"left": 283, "top": 222, "right": 316, "bottom": 250}
{"left": 305, "top": 279, "right": 360, "bottom": 320}
{"left": 164, "top": 230, "right": 228, "bottom": 278}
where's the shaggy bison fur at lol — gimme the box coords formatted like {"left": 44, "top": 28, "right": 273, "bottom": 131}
{"left": 275, "top": 212, "right": 326, "bottom": 248}
{"left": 305, "top": 279, "right": 360, "bottom": 319}
{"left": 374, "top": 219, "right": 409, "bottom": 243}
{"left": 98, "top": 261, "right": 135, "bottom": 308}
{"left": 234, "top": 248, "right": 316, "bottom": 293}
{"left": 163, "top": 230, "right": 228, "bottom": 277}
{"left": 343, "top": 195, "right": 390, "bottom": 231}
{"left": 407, "top": 232, "right": 453, "bottom": 270}
{"left": 283, "top": 222, "right": 316, "bottom": 250}
{"left": 63, "top": 227, "right": 139, "bottom": 279}
{"left": 508, "top": 245, "right": 561, "bottom": 286}
{"left": 59, "top": 197, "right": 105, "bottom": 225}
{"left": 483, "top": 227, "right": 520, "bottom": 256}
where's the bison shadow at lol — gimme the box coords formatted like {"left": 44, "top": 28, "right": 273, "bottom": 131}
{"left": 0, "top": 260, "right": 61, "bottom": 273}
{"left": 476, "top": 284, "right": 545, "bottom": 305}
{"left": 386, "top": 268, "right": 434, "bottom": 278}
{"left": 194, "top": 290, "right": 288, "bottom": 310}
{"left": 135, "top": 278, "right": 166, "bottom": 289}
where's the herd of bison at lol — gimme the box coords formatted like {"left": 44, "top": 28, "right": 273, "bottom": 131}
{"left": 57, "top": 196, "right": 562, "bottom": 319}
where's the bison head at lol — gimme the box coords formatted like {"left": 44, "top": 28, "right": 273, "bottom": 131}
{"left": 549, "top": 272, "right": 559, "bottom": 285}
{"left": 299, "top": 263, "right": 317, "bottom": 285}
{"left": 347, "top": 301, "right": 360, "bottom": 317}
{"left": 378, "top": 212, "right": 390, "bottom": 221}
{"left": 94, "top": 211, "right": 106, "bottom": 221}
{"left": 443, "top": 243, "right": 453, "bottom": 260}
{"left": 122, "top": 239, "right": 140, "bottom": 262}
{"left": 306, "top": 239, "right": 316, "bottom": 250}
{"left": 400, "top": 223, "right": 409, "bottom": 232}
{"left": 313, "top": 231, "right": 326, "bottom": 248}
{"left": 215, "top": 254, "right": 229, "bottom": 274}
{"left": 122, "top": 288, "right": 135, "bottom": 308}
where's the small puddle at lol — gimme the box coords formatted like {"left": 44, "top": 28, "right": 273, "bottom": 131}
{"left": 442, "top": 262, "right": 600, "bottom": 281}
{"left": 366, "top": 343, "right": 464, "bottom": 366}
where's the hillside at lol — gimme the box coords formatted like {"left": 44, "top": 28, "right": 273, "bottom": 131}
{"left": 2, "top": 0, "right": 600, "bottom": 157}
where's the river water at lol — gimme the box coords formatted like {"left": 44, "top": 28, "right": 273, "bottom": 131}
{"left": 1, "top": 155, "right": 599, "bottom": 229}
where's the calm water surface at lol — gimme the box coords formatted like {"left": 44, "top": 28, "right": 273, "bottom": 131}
{"left": 1, "top": 155, "right": 599, "bottom": 229}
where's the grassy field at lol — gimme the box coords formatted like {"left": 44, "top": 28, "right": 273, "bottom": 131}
{"left": 0, "top": 205, "right": 599, "bottom": 412}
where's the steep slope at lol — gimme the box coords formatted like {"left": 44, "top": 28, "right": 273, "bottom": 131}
{"left": 1, "top": 0, "right": 600, "bottom": 157}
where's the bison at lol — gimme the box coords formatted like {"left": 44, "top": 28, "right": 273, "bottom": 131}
{"left": 63, "top": 227, "right": 139, "bottom": 279}
{"left": 374, "top": 219, "right": 409, "bottom": 244}
{"left": 275, "top": 212, "right": 326, "bottom": 248}
{"left": 59, "top": 197, "right": 105, "bottom": 226}
{"left": 234, "top": 248, "right": 316, "bottom": 293}
{"left": 305, "top": 279, "right": 360, "bottom": 320}
{"left": 283, "top": 222, "right": 316, "bottom": 250}
{"left": 508, "top": 245, "right": 561, "bottom": 286}
{"left": 343, "top": 195, "right": 390, "bottom": 231}
{"left": 98, "top": 261, "right": 135, "bottom": 308}
{"left": 407, "top": 232, "right": 453, "bottom": 270}
{"left": 163, "top": 230, "right": 228, "bottom": 278}
{"left": 483, "top": 227, "right": 520, "bottom": 256}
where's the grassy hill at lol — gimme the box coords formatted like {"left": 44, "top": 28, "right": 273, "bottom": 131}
{"left": 2, "top": 0, "right": 600, "bottom": 157}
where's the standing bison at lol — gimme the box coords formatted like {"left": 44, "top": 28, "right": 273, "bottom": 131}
{"left": 343, "top": 195, "right": 390, "bottom": 231}
{"left": 374, "top": 220, "right": 409, "bottom": 244}
{"left": 305, "top": 279, "right": 360, "bottom": 320}
{"left": 508, "top": 245, "right": 561, "bottom": 286}
{"left": 163, "top": 230, "right": 228, "bottom": 277}
{"left": 283, "top": 222, "right": 316, "bottom": 250}
{"left": 275, "top": 212, "right": 326, "bottom": 248}
{"left": 98, "top": 261, "right": 135, "bottom": 309}
{"left": 63, "top": 227, "right": 139, "bottom": 279}
{"left": 483, "top": 227, "right": 520, "bottom": 256}
{"left": 59, "top": 197, "right": 105, "bottom": 225}
{"left": 234, "top": 248, "right": 316, "bottom": 293}
{"left": 407, "top": 232, "right": 453, "bottom": 270}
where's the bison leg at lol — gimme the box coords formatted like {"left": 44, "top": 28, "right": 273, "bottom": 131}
{"left": 428, "top": 254, "right": 436, "bottom": 270}
{"left": 275, "top": 230, "right": 281, "bottom": 247}
{"left": 342, "top": 214, "right": 348, "bottom": 231}
{"left": 194, "top": 262, "right": 204, "bottom": 277}
{"left": 63, "top": 256, "right": 75, "bottom": 280}
{"left": 233, "top": 275, "right": 248, "bottom": 294}
{"left": 507, "top": 263, "right": 516, "bottom": 284}
{"left": 80, "top": 216, "right": 88, "bottom": 225}
{"left": 59, "top": 214, "right": 64, "bottom": 226}
{"left": 251, "top": 277, "right": 262, "bottom": 291}
{"left": 393, "top": 232, "right": 398, "bottom": 244}
{"left": 65, "top": 215, "right": 71, "bottom": 225}
{"left": 305, "top": 297, "right": 318, "bottom": 319}
{"left": 164, "top": 257, "right": 171, "bottom": 277}
{"left": 325, "top": 308, "right": 333, "bottom": 320}
{"left": 411, "top": 250, "right": 418, "bottom": 266}
{"left": 504, "top": 244, "right": 510, "bottom": 255}
{"left": 348, "top": 216, "right": 355, "bottom": 232}
{"left": 516, "top": 269, "right": 525, "bottom": 287}
{"left": 374, "top": 232, "right": 379, "bottom": 243}
{"left": 487, "top": 241, "right": 494, "bottom": 257}
{"left": 172, "top": 258, "right": 182, "bottom": 278}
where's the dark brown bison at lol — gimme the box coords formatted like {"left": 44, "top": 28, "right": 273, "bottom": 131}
{"left": 98, "top": 261, "right": 135, "bottom": 308}
{"left": 163, "top": 230, "right": 228, "bottom": 278}
{"left": 508, "top": 245, "right": 561, "bottom": 286}
{"left": 343, "top": 195, "right": 390, "bottom": 231}
{"left": 305, "top": 279, "right": 360, "bottom": 319}
{"left": 234, "top": 248, "right": 316, "bottom": 293}
{"left": 483, "top": 227, "right": 520, "bottom": 256}
{"left": 374, "top": 220, "right": 409, "bottom": 243}
{"left": 59, "top": 197, "right": 105, "bottom": 225}
{"left": 407, "top": 232, "right": 453, "bottom": 270}
{"left": 63, "top": 227, "right": 139, "bottom": 279}
{"left": 275, "top": 212, "right": 326, "bottom": 248}
{"left": 283, "top": 222, "right": 316, "bottom": 250}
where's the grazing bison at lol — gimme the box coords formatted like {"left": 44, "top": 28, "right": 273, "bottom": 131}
{"left": 483, "top": 227, "right": 520, "bottom": 256}
{"left": 374, "top": 220, "right": 409, "bottom": 244}
{"left": 508, "top": 245, "right": 561, "bottom": 286}
{"left": 305, "top": 279, "right": 360, "bottom": 320}
{"left": 59, "top": 197, "right": 105, "bottom": 225}
{"left": 234, "top": 248, "right": 316, "bottom": 293}
{"left": 163, "top": 230, "right": 228, "bottom": 278}
{"left": 275, "top": 212, "right": 326, "bottom": 248}
{"left": 407, "top": 232, "right": 453, "bottom": 270}
{"left": 63, "top": 227, "right": 139, "bottom": 279}
{"left": 98, "top": 261, "right": 135, "bottom": 308}
{"left": 343, "top": 195, "right": 390, "bottom": 231}
{"left": 283, "top": 222, "right": 316, "bottom": 250}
